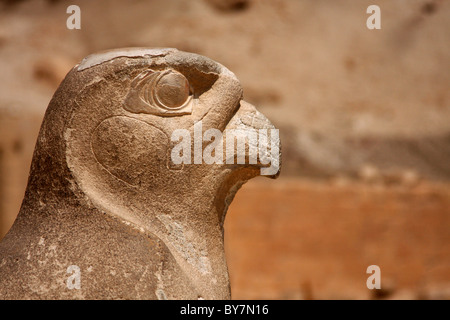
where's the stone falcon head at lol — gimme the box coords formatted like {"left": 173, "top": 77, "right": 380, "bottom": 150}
{"left": 0, "top": 48, "right": 280, "bottom": 299}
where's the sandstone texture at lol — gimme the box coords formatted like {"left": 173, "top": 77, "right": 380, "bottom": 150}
{"left": 0, "top": 48, "right": 280, "bottom": 299}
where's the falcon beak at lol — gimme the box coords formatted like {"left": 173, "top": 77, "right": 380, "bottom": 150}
{"left": 224, "top": 100, "right": 281, "bottom": 178}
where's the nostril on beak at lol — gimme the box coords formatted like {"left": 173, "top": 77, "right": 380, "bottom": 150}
{"left": 238, "top": 101, "right": 275, "bottom": 130}
{"left": 225, "top": 100, "right": 281, "bottom": 178}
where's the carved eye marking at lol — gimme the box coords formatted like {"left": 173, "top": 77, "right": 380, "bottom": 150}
{"left": 124, "top": 69, "right": 193, "bottom": 116}
{"left": 154, "top": 71, "right": 191, "bottom": 110}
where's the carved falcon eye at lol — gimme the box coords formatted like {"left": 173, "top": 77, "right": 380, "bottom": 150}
{"left": 124, "top": 68, "right": 193, "bottom": 116}
{"left": 154, "top": 71, "right": 190, "bottom": 110}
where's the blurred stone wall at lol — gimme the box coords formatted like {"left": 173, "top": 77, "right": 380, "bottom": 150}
{"left": 226, "top": 179, "right": 450, "bottom": 299}
{"left": 0, "top": 111, "right": 41, "bottom": 237}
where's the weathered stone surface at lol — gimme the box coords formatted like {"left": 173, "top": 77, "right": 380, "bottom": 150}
{"left": 0, "top": 48, "right": 280, "bottom": 299}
